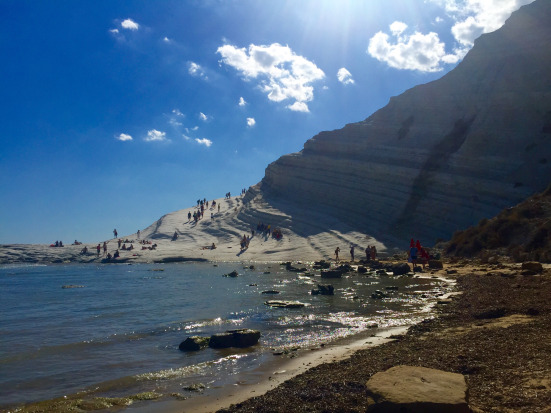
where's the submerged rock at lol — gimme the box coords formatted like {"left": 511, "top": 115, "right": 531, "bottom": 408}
{"left": 265, "top": 300, "right": 306, "bottom": 308}
{"left": 311, "top": 284, "right": 334, "bottom": 295}
{"left": 223, "top": 270, "right": 239, "bottom": 277}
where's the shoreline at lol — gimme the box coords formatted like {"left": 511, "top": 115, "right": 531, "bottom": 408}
{"left": 128, "top": 325, "right": 412, "bottom": 413}
{"left": 0, "top": 260, "right": 453, "bottom": 413}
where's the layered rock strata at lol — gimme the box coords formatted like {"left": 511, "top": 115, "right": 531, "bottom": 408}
{"left": 257, "top": 0, "right": 551, "bottom": 247}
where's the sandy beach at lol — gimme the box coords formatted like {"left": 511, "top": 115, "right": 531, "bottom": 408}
{"left": 0, "top": 192, "right": 389, "bottom": 266}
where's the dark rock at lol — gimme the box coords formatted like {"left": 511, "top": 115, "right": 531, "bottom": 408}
{"left": 521, "top": 261, "right": 543, "bottom": 273}
{"left": 228, "top": 329, "right": 261, "bottom": 348}
{"left": 313, "top": 260, "right": 331, "bottom": 269}
{"left": 357, "top": 266, "right": 368, "bottom": 273}
{"left": 391, "top": 263, "right": 410, "bottom": 275}
{"left": 321, "top": 269, "right": 343, "bottom": 278}
{"left": 208, "top": 329, "right": 261, "bottom": 349}
{"left": 428, "top": 260, "right": 444, "bottom": 269}
{"left": 262, "top": 290, "right": 280, "bottom": 294}
{"left": 179, "top": 336, "right": 210, "bottom": 351}
{"left": 223, "top": 270, "right": 239, "bottom": 277}
{"left": 311, "top": 284, "right": 334, "bottom": 295}
{"left": 371, "top": 290, "right": 388, "bottom": 299}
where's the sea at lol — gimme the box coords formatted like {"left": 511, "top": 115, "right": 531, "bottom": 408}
{"left": 0, "top": 262, "right": 451, "bottom": 411}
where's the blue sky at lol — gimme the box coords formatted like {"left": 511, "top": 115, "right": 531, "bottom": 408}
{"left": 0, "top": 0, "right": 534, "bottom": 244}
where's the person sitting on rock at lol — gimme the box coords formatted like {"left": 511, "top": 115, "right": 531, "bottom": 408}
{"left": 81, "top": 246, "right": 88, "bottom": 254}
{"left": 113, "top": 250, "right": 120, "bottom": 259}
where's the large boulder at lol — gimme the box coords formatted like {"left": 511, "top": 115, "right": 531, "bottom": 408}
{"left": 179, "top": 336, "right": 210, "bottom": 352}
{"left": 209, "top": 329, "right": 261, "bottom": 349}
{"left": 228, "top": 329, "right": 261, "bottom": 347}
{"left": 366, "top": 365, "right": 470, "bottom": 413}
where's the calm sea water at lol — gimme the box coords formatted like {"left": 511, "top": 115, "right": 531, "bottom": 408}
{"left": 0, "top": 262, "right": 449, "bottom": 410}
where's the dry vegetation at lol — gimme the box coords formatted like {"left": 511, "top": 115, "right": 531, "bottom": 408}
{"left": 445, "top": 183, "right": 551, "bottom": 262}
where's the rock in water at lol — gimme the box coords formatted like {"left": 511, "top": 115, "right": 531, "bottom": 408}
{"left": 208, "top": 329, "right": 261, "bottom": 349}
{"left": 179, "top": 336, "right": 210, "bottom": 352}
{"left": 366, "top": 365, "right": 470, "bottom": 412}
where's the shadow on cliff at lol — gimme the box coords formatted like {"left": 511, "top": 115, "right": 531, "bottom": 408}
{"left": 391, "top": 116, "right": 476, "bottom": 238}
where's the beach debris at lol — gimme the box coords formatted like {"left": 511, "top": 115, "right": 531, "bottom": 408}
{"left": 311, "top": 284, "right": 334, "bottom": 295}
{"left": 265, "top": 300, "right": 306, "bottom": 308}
{"left": 365, "top": 365, "right": 469, "bottom": 413}
{"left": 62, "top": 285, "right": 85, "bottom": 289}
{"left": 262, "top": 290, "right": 280, "bottom": 294}
{"left": 223, "top": 270, "right": 239, "bottom": 277}
{"left": 209, "top": 329, "right": 261, "bottom": 349}
{"left": 179, "top": 336, "right": 210, "bottom": 352}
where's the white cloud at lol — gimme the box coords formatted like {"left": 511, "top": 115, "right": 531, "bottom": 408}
{"left": 116, "top": 133, "right": 133, "bottom": 141}
{"left": 110, "top": 28, "right": 119, "bottom": 34}
{"left": 247, "top": 117, "right": 256, "bottom": 127}
{"left": 390, "top": 21, "right": 408, "bottom": 37}
{"left": 217, "top": 42, "right": 324, "bottom": 112}
{"left": 435, "top": 0, "right": 535, "bottom": 46}
{"left": 145, "top": 129, "right": 167, "bottom": 142}
{"left": 172, "top": 109, "right": 184, "bottom": 116}
{"left": 199, "top": 112, "right": 208, "bottom": 121}
{"left": 121, "top": 18, "right": 139, "bottom": 31}
{"left": 337, "top": 68, "right": 355, "bottom": 85}
{"left": 369, "top": 0, "right": 535, "bottom": 72}
{"left": 163, "top": 37, "right": 170, "bottom": 43}
{"left": 368, "top": 26, "right": 453, "bottom": 72}
{"left": 239, "top": 97, "right": 247, "bottom": 106}
{"left": 188, "top": 62, "right": 207, "bottom": 79}
{"left": 287, "top": 101, "right": 310, "bottom": 112}
{"left": 195, "top": 138, "right": 212, "bottom": 147}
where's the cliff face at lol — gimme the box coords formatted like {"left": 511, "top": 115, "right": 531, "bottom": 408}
{"left": 258, "top": 0, "right": 551, "bottom": 247}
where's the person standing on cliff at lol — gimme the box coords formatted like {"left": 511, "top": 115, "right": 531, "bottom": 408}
{"left": 350, "top": 245, "right": 355, "bottom": 262}
{"left": 113, "top": 229, "right": 118, "bottom": 239}
{"left": 335, "top": 247, "right": 340, "bottom": 262}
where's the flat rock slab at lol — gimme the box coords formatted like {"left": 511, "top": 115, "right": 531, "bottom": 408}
{"left": 366, "top": 365, "right": 470, "bottom": 413}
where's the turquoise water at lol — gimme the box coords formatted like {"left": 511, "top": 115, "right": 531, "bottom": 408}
{"left": 0, "top": 262, "right": 448, "bottom": 409}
